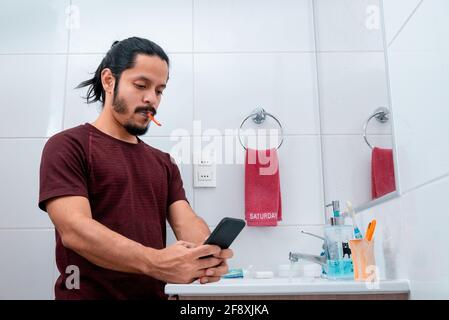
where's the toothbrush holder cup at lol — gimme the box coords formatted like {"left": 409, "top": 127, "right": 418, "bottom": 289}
{"left": 349, "top": 239, "right": 377, "bottom": 281}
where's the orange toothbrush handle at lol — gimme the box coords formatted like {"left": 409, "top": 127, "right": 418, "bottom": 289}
{"left": 147, "top": 113, "right": 162, "bottom": 126}
{"left": 366, "top": 219, "right": 377, "bottom": 241}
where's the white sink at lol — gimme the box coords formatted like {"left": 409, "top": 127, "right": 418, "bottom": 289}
{"left": 165, "top": 277, "right": 410, "bottom": 296}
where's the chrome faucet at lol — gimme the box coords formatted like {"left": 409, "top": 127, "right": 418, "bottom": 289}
{"left": 289, "top": 230, "right": 327, "bottom": 266}
{"left": 289, "top": 252, "right": 326, "bottom": 266}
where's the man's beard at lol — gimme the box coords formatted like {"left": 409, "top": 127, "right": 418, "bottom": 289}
{"left": 112, "top": 95, "right": 150, "bottom": 136}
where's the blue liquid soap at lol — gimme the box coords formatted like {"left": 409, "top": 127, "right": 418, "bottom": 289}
{"left": 324, "top": 226, "right": 354, "bottom": 280}
{"left": 327, "top": 259, "right": 354, "bottom": 279}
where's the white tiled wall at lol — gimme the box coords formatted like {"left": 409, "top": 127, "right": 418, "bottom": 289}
{"left": 63, "top": 54, "right": 104, "bottom": 128}
{"left": 0, "top": 0, "right": 69, "bottom": 54}
{"left": 0, "top": 139, "right": 53, "bottom": 228}
{"left": 0, "top": 229, "right": 55, "bottom": 299}
{"left": 194, "top": 53, "right": 320, "bottom": 135}
{"left": 0, "top": 55, "right": 66, "bottom": 138}
{"left": 313, "top": 0, "right": 384, "bottom": 51}
{"left": 0, "top": 0, "right": 395, "bottom": 299}
{"left": 193, "top": 0, "right": 315, "bottom": 52}
{"left": 69, "top": 0, "right": 193, "bottom": 53}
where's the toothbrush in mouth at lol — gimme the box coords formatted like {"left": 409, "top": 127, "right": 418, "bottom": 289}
{"left": 147, "top": 112, "right": 162, "bottom": 126}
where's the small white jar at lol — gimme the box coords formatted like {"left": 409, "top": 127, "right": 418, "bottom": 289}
{"left": 277, "top": 263, "right": 302, "bottom": 278}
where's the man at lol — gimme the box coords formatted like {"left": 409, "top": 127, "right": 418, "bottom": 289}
{"left": 38, "top": 37, "right": 232, "bottom": 299}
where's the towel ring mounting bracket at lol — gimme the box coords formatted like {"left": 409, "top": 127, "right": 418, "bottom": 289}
{"left": 238, "top": 107, "right": 284, "bottom": 151}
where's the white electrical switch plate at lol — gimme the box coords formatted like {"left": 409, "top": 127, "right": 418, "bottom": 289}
{"left": 194, "top": 156, "right": 216, "bottom": 188}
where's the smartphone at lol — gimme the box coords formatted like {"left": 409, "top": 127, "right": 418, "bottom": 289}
{"left": 203, "top": 217, "right": 246, "bottom": 250}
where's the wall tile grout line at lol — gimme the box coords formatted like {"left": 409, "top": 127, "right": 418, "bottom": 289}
{"left": 0, "top": 50, "right": 386, "bottom": 56}
{"left": 0, "top": 52, "right": 71, "bottom": 56}
{"left": 166, "top": 224, "right": 327, "bottom": 231}
{"left": 0, "top": 133, "right": 392, "bottom": 139}
{"left": 61, "top": 0, "right": 72, "bottom": 132}
{"left": 0, "top": 137, "right": 50, "bottom": 139}
{"left": 191, "top": 0, "right": 196, "bottom": 210}
{"left": 0, "top": 228, "right": 55, "bottom": 231}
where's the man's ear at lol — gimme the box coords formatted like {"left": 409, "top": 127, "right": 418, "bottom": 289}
{"left": 101, "top": 68, "right": 115, "bottom": 95}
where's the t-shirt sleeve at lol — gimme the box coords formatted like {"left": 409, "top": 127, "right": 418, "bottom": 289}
{"left": 167, "top": 155, "right": 188, "bottom": 207}
{"left": 38, "top": 133, "right": 89, "bottom": 212}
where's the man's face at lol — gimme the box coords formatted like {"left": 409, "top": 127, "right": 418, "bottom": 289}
{"left": 111, "top": 54, "right": 168, "bottom": 136}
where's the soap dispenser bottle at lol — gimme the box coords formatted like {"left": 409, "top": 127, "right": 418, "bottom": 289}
{"left": 324, "top": 201, "right": 354, "bottom": 280}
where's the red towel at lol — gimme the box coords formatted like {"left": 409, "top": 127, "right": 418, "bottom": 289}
{"left": 245, "top": 148, "right": 282, "bottom": 226}
{"left": 371, "top": 147, "right": 396, "bottom": 199}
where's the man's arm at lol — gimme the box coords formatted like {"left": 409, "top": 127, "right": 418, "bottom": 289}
{"left": 167, "top": 200, "right": 234, "bottom": 283}
{"left": 167, "top": 200, "right": 211, "bottom": 244}
{"left": 46, "top": 195, "right": 223, "bottom": 284}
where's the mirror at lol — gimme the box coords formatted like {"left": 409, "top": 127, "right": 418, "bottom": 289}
{"left": 234, "top": 1, "right": 400, "bottom": 217}
{"left": 314, "top": 0, "right": 399, "bottom": 214}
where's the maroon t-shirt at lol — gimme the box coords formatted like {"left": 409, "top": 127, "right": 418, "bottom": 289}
{"left": 38, "top": 123, "right": 187, "bottom": 300}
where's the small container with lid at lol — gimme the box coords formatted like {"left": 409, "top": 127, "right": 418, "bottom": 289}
{"left": 277, "top": 263, "right": 302, "bottom": 278}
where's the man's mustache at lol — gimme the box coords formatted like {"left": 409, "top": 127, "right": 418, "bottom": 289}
{"left": 135, "top": 106, "right": 157, "bottom": 116}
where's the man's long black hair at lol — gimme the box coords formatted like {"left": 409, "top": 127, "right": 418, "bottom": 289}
{"left": 76, "top": 37, "right": 170, "bottom": 105}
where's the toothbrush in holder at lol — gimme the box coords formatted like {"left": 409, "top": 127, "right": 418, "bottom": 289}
{"left": 346, "top": 201, "right": 363, "bottom": 239}
{"left": 365, "top": 219, "right": 377, "bottom": 242}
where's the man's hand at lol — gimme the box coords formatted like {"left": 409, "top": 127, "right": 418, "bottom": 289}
{"left": 148, "top": 241, "right": 225, "bottom": 284}
{"left": 166, "top": 201, "right": 235, "bottom": 284}
{"left": 199, "top": 248, "right": 233, "bottom": 284}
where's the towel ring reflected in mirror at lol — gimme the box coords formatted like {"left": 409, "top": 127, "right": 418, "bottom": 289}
{"left": 238, "top": 108, "right": 284, "bottom": 150}
{"left": 363, "top": 107, "right": 391, "bottom": 150}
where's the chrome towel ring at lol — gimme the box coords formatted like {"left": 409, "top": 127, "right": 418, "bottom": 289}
{"left": 363, "top": 107, "right": 390, "bottom": 149}
{"left": 238, "top": 107, "right": 284, "bottom": 150}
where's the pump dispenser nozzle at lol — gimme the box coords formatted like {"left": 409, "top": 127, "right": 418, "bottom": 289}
{"left": 326, "top": 200, "right": 343, "bottom": 225}
{"left": 326, "top": 200, "right": 340, "bottom": 216}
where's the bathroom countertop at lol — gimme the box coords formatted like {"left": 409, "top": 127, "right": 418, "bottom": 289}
{"left": 165, "top": 277, "right": 410, "bottom": 296}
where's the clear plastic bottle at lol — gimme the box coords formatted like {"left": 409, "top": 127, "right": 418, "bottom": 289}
{"left": 324, "top": 212, "right": 354, "bottom": 280}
